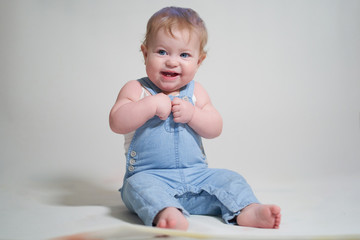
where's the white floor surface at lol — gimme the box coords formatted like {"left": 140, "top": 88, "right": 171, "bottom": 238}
{"left": 1, "top": 172, "right": 359, "bottom": 240}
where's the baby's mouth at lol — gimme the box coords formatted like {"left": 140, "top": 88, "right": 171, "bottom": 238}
{"left": 161, "top": 71, "right": 180, "bottom": 77}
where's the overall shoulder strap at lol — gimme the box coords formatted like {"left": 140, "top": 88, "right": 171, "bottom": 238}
{"left": 179, "top": 80, "right": 195, "bottom": 103}
{"left": 137, "top": 77, "right": 161, "bottom": 95}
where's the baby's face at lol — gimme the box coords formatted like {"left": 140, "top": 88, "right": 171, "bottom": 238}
{"left": 141, "top": 27, "right": 204, "bottom": 95}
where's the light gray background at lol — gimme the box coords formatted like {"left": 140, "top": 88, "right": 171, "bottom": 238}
{"left": 0, "top": 1, "right": 360, "bottom": 239}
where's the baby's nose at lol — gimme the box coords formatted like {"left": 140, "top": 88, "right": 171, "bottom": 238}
{"left": 165, "top": 57, "right": 179, "bottom": 67}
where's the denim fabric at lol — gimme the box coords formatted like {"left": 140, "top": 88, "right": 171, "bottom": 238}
{"left": 120, "top": 77, "right": 259, "bottom": 226}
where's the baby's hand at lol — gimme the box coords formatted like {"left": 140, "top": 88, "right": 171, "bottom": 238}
{"left": 172, "top": 97, "right": 195, "bottom": 123}
{"left": 153, "top": 93, "right": 172, "bottom": 120}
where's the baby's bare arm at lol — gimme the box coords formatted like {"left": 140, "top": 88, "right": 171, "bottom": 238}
{"left": 109, "top": 80, "right": 171, "bottom": 134}
{"left": 188, "top": 82, "right": 223, "bottom": 139}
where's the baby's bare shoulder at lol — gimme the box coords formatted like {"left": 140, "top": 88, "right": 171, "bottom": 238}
{"left": 118, "top": 80, "right": 143, "bottom": 101}
{"left": 194, "top": 81, "right": 211, "bottom": 107}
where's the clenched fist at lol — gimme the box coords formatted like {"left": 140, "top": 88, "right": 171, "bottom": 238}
{"left": 172, "top": 97, "right": 195, "bottom": 123}
{"left": 154, "top": 93, "right": 172, "bottom": 120}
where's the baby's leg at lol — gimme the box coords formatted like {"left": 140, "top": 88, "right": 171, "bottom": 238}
{"left": 236, "top": 204, "right": 281, "bottom": 229}
{"left": 154, "top": 207, "right": 189, "bottom": 230}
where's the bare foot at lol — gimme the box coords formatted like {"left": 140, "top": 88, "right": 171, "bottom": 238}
{"left": 236, "top": 204, "right": 281, "bottom": 229}
{"left": 154, "top": 207, "right": 189, "bottom": 230}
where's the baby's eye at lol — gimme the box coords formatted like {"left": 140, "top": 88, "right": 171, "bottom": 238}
{"left": 158, "top": 50, "right": 167, "bottom": 55}
{"left": 180, "top": 53, "right": 190, "bottom": 58}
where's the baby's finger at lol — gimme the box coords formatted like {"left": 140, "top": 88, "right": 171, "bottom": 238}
{"left": 173, "top": 111, "right": 181, "bottom": 118}
{"left": 172, "top": 97, "right": 182, "bottom": 105}
{"left": 172, "top": 104, "right": 180, "bottom": 112}
{"left": 173, "top": 117, "right": 181, "bottom": 123}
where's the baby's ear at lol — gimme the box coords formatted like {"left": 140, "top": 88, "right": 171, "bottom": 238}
{"left": 141, "top": 44, "right": 148, "bottom": 63}
{"left": 197, "top": 53, "right": 206, "bottom": 66}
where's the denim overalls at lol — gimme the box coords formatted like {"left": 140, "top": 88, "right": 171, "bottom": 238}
{"left": 120, "top": 77, "right": 259, "bottom": 226}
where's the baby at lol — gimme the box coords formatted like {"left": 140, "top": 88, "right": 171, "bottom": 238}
{"left": 109, "top": 6, "right": 281, "bottom": 230}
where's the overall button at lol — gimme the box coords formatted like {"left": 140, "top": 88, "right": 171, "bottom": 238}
{"left": 182, "top": 96, "right": 189, "bottom": 102}
{"left": 128, "top": 165, "right": 135, "bottom": 172}
{"left": 129, "top": 159, "right": 136, "bottom": 165}
{"left": 130, "top": 151, "right": 137, "bottom": 157}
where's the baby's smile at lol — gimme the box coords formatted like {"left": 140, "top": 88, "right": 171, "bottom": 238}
{"left": 161, "top": 71, "right": 180, "bottom": 78}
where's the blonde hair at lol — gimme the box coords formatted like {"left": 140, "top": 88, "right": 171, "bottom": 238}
{"left": 143, "top": 6, "right": 208, "bottom": 57}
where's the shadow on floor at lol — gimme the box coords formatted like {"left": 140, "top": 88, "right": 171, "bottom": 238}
{"left": 34, "top": 176, "right": 143, "bottom": 225}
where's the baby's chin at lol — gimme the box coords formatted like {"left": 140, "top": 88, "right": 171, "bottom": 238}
{"left": 157, "top": 82, "right": 185, "bottom": 95}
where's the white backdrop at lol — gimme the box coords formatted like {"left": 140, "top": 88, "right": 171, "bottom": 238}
{"left": 0, "top": 1, "right": 360, "bottom": 237}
